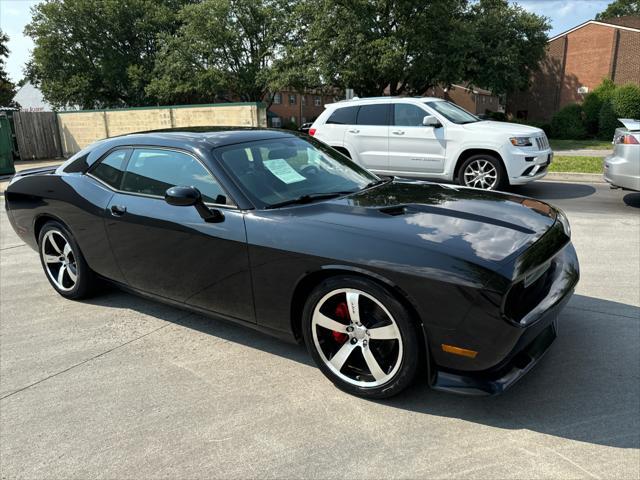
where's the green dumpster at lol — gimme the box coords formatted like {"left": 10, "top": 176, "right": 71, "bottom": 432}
{"left": 0, "top": 114, "right": 16, "bottom": 175}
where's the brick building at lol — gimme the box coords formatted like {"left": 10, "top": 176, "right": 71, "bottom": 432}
{"left": 508, "top": 16, "right": 640, "bottom": 121}
{"left": 266, "top": 90, "right": 338, "bottom": 128}
{"left": 423, "top": 84, "right": 502, "bottom": 115}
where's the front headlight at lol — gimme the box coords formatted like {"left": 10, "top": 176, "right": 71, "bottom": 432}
{"left": 556, "top": 209, "right": 571, "bottom": 238}
{"left": 510, "top": 136, "right": 533, "bottom": 147}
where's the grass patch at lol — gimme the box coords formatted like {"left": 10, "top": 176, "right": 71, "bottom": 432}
{"left": 549, "top": 139, "right": 612, "bottom": 151}
{"left": 549, "top": 156, "right": 603, "bottom": 173}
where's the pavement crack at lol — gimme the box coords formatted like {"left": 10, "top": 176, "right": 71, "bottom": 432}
{"left": 0, "top": 316, "right": 188, "bottom": 401}
{"left": 0, "top": 243, "right": 26, "bottom": 251}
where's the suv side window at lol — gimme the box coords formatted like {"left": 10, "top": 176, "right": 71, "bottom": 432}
{"left": 356, "top": 104, "right": 390, "bottom": 126}
{"left": 91, "top": 149, "right": 130, "bottom": 189}
{"left": 394, "top": 104, "right": 427, "bottom": 127}
{"left": 326, "top": 106, "right": 358, "bottom": 125}
{"left": 121, "top": 148, "right": 228, "bottom": 204}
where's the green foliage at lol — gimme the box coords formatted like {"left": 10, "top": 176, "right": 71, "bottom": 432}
{"left": 611, "top": 83, "right": 640, "bottom": 119}
{"left": 25, "top": 0, "right": 190, "bottom": 109}
{"left": 485, "top": 110, "right": 507, "bottom": 121}
{"left": 595, "top": 0, "right": 640, "bottom": 20}
{"left": 0, "top": 29, "right": 17, "bottom": 107}
{"left": 463, "top": 0, "right": 550, "bottom": 95}
{"left": 582, "top": 79, "right": 616, "bottom": 135}
{"left": 148, "top": 0, "right": 292, "bottom": 104}
{"left": 283, "top": 0, "right": 549, "bottom": 96}
{"left": 598, "top": 101, "right": 620, "bottom": 139}
{"left": 549, "top": 156, "right": 603, "bottom": 174}
{"left": 551, "top": 104, "right": 587, "bottom": 139}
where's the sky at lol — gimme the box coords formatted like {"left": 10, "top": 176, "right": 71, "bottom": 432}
{"left": 0, "top": 0, "right": 615, "bottom": 84}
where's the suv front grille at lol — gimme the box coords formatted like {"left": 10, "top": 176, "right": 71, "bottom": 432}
{"left": 535, "top": 136, "right": 549, "bottom": 150}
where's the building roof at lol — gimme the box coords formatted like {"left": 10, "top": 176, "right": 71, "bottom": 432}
{"left": 549, "top": 16, "right": 640, "bottom": 42}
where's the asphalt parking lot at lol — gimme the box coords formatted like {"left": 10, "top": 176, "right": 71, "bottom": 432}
{"left": 1, "top": 181, "right": 639, "bottom": 479}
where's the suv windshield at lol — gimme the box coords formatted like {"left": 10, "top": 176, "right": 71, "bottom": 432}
{"left": 216, "top": 136, "right": 378, "bottom": 208}
{"left": 425, "top": 101, "right": 480, "bottom": 124}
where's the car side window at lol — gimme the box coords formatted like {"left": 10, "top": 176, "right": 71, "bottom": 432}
{"left": 394, "top": 104, "right": 427, "bottom": 127}
{"left": 91, "top": 149, "right": 129, "bottom": 189}
{"left": 326, "top": 106, "right": 358, "bottom": 125}
{"left": 356, "top": 104, "right": 390, "bottom": 126}
{"left": 121, "top": 148, "right": 228, "bottom": 204}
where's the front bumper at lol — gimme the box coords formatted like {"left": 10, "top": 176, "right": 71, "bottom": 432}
{"left": 429, "top": 241, "right": 578, "bottom": 396}
{"left": 603, "top": 153, "right": 640, "bottom": 192}
{"left": 506, "top": 149, "right": 553, "bottom": 185}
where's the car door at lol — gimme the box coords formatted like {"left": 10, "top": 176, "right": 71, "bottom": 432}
{"left": 103, "top": 147, "right": 254, "bottom": 322}
{"left": 388, "top": 103, "right": 447, "bottom": 174}
{"left": 344, "top": 103, "right": 390, "bottom": 171}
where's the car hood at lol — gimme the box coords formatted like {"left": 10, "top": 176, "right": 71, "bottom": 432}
{"left": 462, "top": 120, "right": 543, "bottom": 136}
{"left": 298, "top": 180, "right": 557, "bottom": 269}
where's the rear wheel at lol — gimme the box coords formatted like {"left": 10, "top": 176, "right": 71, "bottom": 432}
{"left": 458, "top": 154, "right": 507, "bottom": 190}
{"left": 302, "top": 276, "right": 419, "bottom": 398}
{"left": 38, "top": 221, "right": 97, "bottom": 299}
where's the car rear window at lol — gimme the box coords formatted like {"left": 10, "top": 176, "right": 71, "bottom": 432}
{"left": 356, "top": 104, "right": 390, "bottom": 126}
{"left": 326, "top": 106, "right": 358, "bottom": 125}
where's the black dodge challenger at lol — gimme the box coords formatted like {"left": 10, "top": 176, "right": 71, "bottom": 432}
{"left": 5, "top": 128, "right": 579, "bottom": 398}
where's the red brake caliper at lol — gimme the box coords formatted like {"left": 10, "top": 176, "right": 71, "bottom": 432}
{"left": 332, "top": 302, "right": 349, "bottom": 344}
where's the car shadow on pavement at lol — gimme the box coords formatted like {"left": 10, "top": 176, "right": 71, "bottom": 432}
{"left": 86, "top": 290, "right": 639, "bottom": 449}
{"left": 512, "top": 181, "right": 596, "bottom": 200}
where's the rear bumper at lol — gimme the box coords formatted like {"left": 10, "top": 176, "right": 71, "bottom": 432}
{"left": 429, "top": 241, "right": 578, "bottom": 396}
{"left": 603, "top": 153, "right": 640, "bottom": 192}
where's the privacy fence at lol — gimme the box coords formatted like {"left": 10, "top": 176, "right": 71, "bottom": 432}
{"left": 14, "top": 102, "right": 268, "bottom": 159}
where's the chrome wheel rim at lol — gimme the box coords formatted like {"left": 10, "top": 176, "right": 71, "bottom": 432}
{"left": 311, "top": 288, "right": 403, "bottom": 388}
{"left": 463, "top": 159, "right": 498, "bottom": 189}
{"left": 41, "top": 230, "right": 78, "bottom": 292}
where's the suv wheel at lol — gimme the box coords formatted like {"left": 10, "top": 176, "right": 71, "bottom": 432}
{"left": 458, "top": 154, "right": 507, "bottom": 190}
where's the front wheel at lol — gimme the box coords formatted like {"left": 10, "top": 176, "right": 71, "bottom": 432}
{"left": 38, "top": 221, "right": 97, "bottom": 299}
{"left": 458, "top": 154, "right": 507, "bottom": 190}
{"left": 302, "top": 276, "right": 419, "bottom": 398}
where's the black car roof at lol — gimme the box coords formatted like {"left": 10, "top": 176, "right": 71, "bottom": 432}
{"left": 113, "top": 127, "right": 299, "bottom": 148}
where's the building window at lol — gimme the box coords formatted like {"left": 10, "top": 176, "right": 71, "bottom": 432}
{"left": 289, "top": 94, "right": 296, "bottom": 105}
{"left": 271, "top": 117, "right": 282, "bottom": 128}
{"left": 273, "top": 93, "right": 282, "bottom": 104}
{"left": 314, "top": 96, "right": 321, "bottom": 106}
{"left": 290, "top": 116, "right": 297, "bottom": 125}
{"left": 301, "top": 95, "right": 307, "bottom": 106}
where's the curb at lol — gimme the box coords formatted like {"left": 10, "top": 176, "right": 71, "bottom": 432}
{"left": 545, "top": 172, "right": 605, "bottom": 184}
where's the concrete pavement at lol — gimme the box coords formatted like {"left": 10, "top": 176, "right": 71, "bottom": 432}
{"left": 1, "top": 182, "right": 639, "bottom": 479}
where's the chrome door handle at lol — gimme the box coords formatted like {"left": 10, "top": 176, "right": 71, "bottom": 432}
{"left": 391, "top": 130, "right": 405, "bottom": 135}
{"left": 347, "top": 129, "right": 360, "bottom": 134}
{"left": 110, "top": 205, "right": 127, "bottom": 216}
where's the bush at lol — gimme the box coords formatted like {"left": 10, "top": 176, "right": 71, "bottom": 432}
{"left": 611, "top": 83, "right": 640, "bottom": 119}
{"left": 598, "top": 100, "right": 620, "bottom": 140}
{"left": 551, "top": 103, "right": 587, "bottom": 139}
{"left": 485, "top": 110, "right": 507, "bottom": 122}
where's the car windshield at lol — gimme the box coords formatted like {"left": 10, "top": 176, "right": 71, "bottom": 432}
{"left": 425, "top": 100, "right": 480, "bottom": 124}
{"left": 216, "top": 136, "right": 379, "bottom": 208}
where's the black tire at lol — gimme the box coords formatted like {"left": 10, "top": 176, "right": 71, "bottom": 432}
{"left": 302, "top": 275, "right": 420, "bottom": 398}
{"left": 38, "top": 220, "right": 97, "bottom": 299}
{"left": 457, "top": 153, "right": 508, "bottom": 190}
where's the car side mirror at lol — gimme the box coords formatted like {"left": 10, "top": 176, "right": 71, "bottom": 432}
{"left": 423, "top": 115, "right": 441, "bottom": 128}
{"left": 165, "top": 186, "right": 224, "bottom": 223}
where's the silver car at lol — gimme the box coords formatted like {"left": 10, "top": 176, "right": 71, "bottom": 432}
{"left": 604, "top": 118, "right": 640, "bottom": 191}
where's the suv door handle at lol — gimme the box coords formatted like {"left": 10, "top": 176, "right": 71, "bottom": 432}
{"left": 347, "top": 128, "right": 360, "bottom": 134}
{"left": 110, "top": 205, "right": 127, "bottom": 216}
{"left": 391, "top": 130, "right": 405, "bottom": 135}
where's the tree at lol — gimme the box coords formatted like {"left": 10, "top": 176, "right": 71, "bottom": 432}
{"left": 25, "top": 0, "right": 192, "bottom": 109}
{"left": 148, "top": 0, "right": 293, "bottom": 105}
{"left": 462, "top": 0, "right": 550, "bottom": 95}
{"left": 0, "top": 30, "right": 17, "bottom": 107}
{"left": 595, "top": 0, "right": 640, "bottom": 20}
{"left": 284, "top": 0, "right": 549, "bottom": 97}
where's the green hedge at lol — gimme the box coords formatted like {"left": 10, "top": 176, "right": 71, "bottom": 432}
{"left": 551, "top": 103, "right": 587, "bottom": 139}
{"left": 598, "top": 101, "right": 620, "bottom": 140}
{"left": 611, "top": 84, "right": 640, "bottom": 119}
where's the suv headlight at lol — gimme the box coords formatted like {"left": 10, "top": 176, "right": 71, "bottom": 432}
{"left": 510, "top": 136, "right": 533, "bottom": 147}
{"left": 556, "top": 209, "right": 571, "bottom": 238}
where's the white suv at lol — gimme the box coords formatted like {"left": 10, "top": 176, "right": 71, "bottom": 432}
{"left": 309, "top": 97, "right": 552, "bottom": 190}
